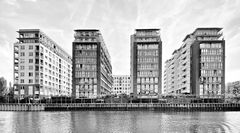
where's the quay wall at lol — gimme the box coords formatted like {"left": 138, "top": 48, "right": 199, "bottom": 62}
{"left": 45, "top": 103, "right": 240, "bottom": 111}
{"left": 0, "top": 104, "right": 45, "bottom": 111}
{"left": 1, "top": 103, "right": 240, "bottom": 111}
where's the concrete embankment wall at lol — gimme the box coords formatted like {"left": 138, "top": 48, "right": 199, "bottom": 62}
{"left": 45, "top": 103, "right": 240, "bottom": 111}
{"left": 1, "top": 103, "right": 240, "bottom": 111}
{"left": 0, "top": 104, "right": 45, "bottom": 111}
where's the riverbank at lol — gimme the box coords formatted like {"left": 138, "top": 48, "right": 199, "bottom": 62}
{"left": 1, "top": 103, "right": 240, "bottom": 111}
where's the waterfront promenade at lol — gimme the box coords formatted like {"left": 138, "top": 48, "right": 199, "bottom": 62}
{"left": 0, "top": 103, "right": 240, "bottom": 111}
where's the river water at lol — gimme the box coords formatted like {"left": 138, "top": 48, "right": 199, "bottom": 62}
{"left": 0, "top": 111, "right": 240, "bottom": 133}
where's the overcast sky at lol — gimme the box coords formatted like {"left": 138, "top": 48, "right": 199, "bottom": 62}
{"left": 0, "top": 0, "right": 240, "bottom": 85}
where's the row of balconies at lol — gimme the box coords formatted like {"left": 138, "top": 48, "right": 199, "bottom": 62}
{"left": 74, "top": 38, "right": 98, "bottom": 42}
{"left": 135, "top": 31, "right": 160, "bottom": 37}
{"left": 74, "top": 32, "right": 99, "bottom": 38}
{"left": 135, "top": 37, "right": 160, "bottom": 42}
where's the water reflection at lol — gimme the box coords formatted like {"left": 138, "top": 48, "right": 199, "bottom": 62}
{"left": 0, "top": 111, "right": 239, "bottom": 133}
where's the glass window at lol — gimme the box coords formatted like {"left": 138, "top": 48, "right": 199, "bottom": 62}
{"left": 29, "top": 79, "right": 33, "bottom": 83}
{"left": 29, "top": 66, "right": 33, "bottom": 70}
{"left": 29, "top": 59, "right": 33, "bottom": 63}
{"left": 137, "top": 78, "right": 140, "bottom": 83}
{"left": 20, "top": 72, "right": 24, "bottom": 77}
{"left": 29, "top": 45, "right": 33, "bottom": 49}
{"left": 20, "top": 79, "right": 24, "bottom": 83}
{"left": 29, "top": 72, "right": 33, "bottom": 77}
{"left": 29, "top": 52, "right": 33, "bottom": 56}
{"left": 20, "top": 52, "right": 25, "bottom": 56}
{"left": 20, "top": 66, "right": 25, "bottom": 70}
{"left": 20, "top": 45, "right": 25, "bottom": 50}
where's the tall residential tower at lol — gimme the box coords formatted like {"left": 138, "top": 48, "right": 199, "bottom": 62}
{"left": 72, "top": 29, "right": 113, "bottom": 98}
{"left": 164, "top": 28, "right": 225, "bottom": 98}
{"left": 130, "top": 29, "right": 162, "bottom": 98}
{"left": 13, "top": 29, "right": 72, "bottom": 100}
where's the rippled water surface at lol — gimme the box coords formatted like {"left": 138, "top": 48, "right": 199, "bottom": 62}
{"left": 0, "top": 111, "right": 240, "bottom": 133}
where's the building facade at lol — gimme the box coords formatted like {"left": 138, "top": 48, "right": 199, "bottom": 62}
{"left": 13, "top": 29, "right": 72, "bottom": 100}
{"left": 164, "top": 34, "right": 193, "bottom": 94}
{"left": 72, "top": 29, "right": 113, "bottom": 98}
{"left": 164, "top": 28, "right": 225, "bottom": 98}
{"left": 112, "top": 75, "right": 131, "bottom": 95}
{"left": 130, "top": 29, "right": 162, "bottom": 98}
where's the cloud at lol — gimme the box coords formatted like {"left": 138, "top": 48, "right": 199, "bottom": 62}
{"left": 24, "top": 0, "right": 37, "bottom": 2}
{"left": 1, "top": 0, "right": 240, "bottom": 85}
{"left": 3, "top": 0, "right": 18, "bottom": 6}
{"left": 0, "top": 34, "right": 14, "bottom": 84}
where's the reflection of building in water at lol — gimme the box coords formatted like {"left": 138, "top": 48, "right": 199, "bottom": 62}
{"left": 189, "top": 112, "right": 227, "bottom": 132}
{"left": 38, "top": 112, "right": 72, "bottom": 132}
{"left": 130, "top": 29, "right": 162, "bottom": 98}
{"left": 164, "top": 28, "right": 225, "bottom": 98}
{"left": 11, "top": 112, "right": 41, "bottom": 133}
{"left": 2, "top": 112, "right": 238, "bottom": 133}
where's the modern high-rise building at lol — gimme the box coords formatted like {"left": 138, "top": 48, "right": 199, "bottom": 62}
{"left": 164, "top": 33, "right": 193, "bottom": 95}
{"left": 13, "top": 29, "right": 72, "bottom": 100}
{"left": 112, "top": 75, "right": 131, "bottom": 95}
{"left": 72, "top": 29, "right": 113, "bottom": 98}
{"left": 164, "top": 28, "right": 225, "bottom": 98}
{"left": 130, "top": 29, "right": 162, "bottom": 98}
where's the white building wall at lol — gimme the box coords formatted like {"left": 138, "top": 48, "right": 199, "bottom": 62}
{"left": 14, "top": 29, "right": 72, "bottom": 99}
{"left": 163, "top": 38, "right": 193, "bottom": 95}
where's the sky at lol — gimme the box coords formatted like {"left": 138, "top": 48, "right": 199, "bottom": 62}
{"left": 0, "top": 0, "right": 240, "bottom": 85}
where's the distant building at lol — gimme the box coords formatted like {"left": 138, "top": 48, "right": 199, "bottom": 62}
{"left": 164, "top": 28, "right": 225, "bottom": 98}
{"left": 13, "top": 29, "right": 72, "bottom": 100}
{"left": 130, "top": 29, "right": 162, "bottom": 98}
{"left": 72, "top": 29, "right": 113, "bottom": 98}
{"left": 112, "top": 75, "right": 131, "bottom": 95}
{"left": 0, "top": 77, "right": 7, "bottom": 97}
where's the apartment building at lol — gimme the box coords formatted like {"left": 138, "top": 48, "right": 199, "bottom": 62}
{"left": 112, "top": 75, "right": 131, "bottom": 95}
{"left": 164, "top": 34, "right": 193, "bottom": 94}
{"left": 164, "top": 28, "right": 225, "bottom": 98}
{"left": 13, "top": 29, "right": 72, "bottom": 100}
{"left": 130, "top": 29, "right": 162, "bottom": 98}
{"left": 72, "top": 29, "right": 113, "bottom": 98}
